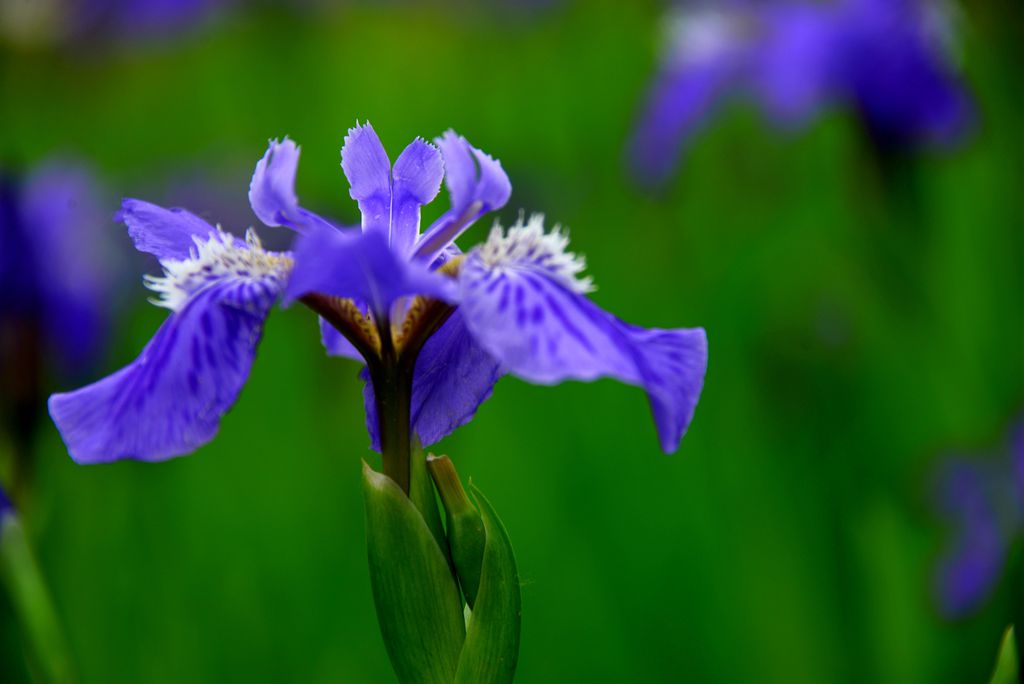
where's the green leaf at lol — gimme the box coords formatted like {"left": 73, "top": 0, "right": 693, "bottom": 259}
{"left": 988, "top": 626, "right": 1018, "bottom": 684}
{"left": 0, "top": 514, "right": 77, "bottom": 684}
{"left": 426, "top": 455, "right": 485, "bottom": 608}
{"left": 362, "top": 463, "right": 465, "bottom": 684}
{"left": 454, "top": 485, "right": 521, "bottom": 684}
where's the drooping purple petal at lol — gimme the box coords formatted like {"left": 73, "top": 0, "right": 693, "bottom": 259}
{"left": 459, "top": 218, "right": 707, "bottom": 453}
{"left": 248, "top": 138, "right": 338, "bottom": 234}
{"left": 118, "top": 198, "right": 218, "bottom": 260}
{"left": 48, "top": 228, "right": 289, "bottom": 463}
{"left": 48, "top": 282, "right": 276, "bottom": 464}
{"left": 629, "top": 6, "right": 749, "bottom": 184}
{"left": 362, "top": 310, "right": 504, "bottom": 450}
{"left": 283, "top": 226, "right": 457, "bottom": 318}
{"left": 390, "top": 138, "right": 444, "bottom": 257}
{"left": 341, "top": 123, "right": 392, "bottom": 237}
{"left": 630, "top": 54, "right": 740, "bottom": 186}
{"left": 413, "top": 131, "right": 511, "bottom": 263}
{"left": 615, "top": 321, "right": 708, "bottom": 453}
{"left": 834, "top": 0, "right": 971, "bottom": 146}
{"left": 934, "top": 459, "right": 1009, "bottom": 618}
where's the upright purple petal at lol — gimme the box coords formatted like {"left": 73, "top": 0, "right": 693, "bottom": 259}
{"left": 753, "top": 4, "right": 842, "bottom": 126}
{"left": 118, "top": 198, "right": 218, "bottom": 260}
{"left": 413, "top": 131, "right": 511, "bottom": 263}
{"left": 48, "top": 230, "right": 290, "bottom": 463}
{"left": 283, "top": 226, "right": 457, "bottom": 318}
{"left": 362, "top": 310, "right": 504, "bottom": 450}
{"left": 249, "top": 138, "right": 337, "bottom": 234}
{"left": 459, "top": 216, "right": 707, "bottom": 453}
{"left": 341, "top": 123, "right": 392, "bottom": 237}
{"left": 390, "top": 138, "right": 444, "bottom": 257}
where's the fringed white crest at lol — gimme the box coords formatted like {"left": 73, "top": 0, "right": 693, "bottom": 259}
{"left": 476, "top": 214, "right": 594, "bottom": 294}
{"left": 145, "top": 228, "right": 292, "bottom": 312}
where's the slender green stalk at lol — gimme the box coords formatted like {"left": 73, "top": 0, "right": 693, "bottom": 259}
{"left": 369, "top": 354, "right": 413, "bottom": 495}
{"left": 0, "top": 514, "right": 76, "bottom": 684}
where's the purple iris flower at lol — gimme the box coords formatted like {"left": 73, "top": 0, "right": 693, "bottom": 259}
{"left": 934, "top": 424, "right": 1024, "bottom": 618}
{"left": 1, "top": 160, "right": 114, "bottom": 503}
{"left": 631, "top": 0, "right": 972, "bottom": 183}
{"left": 0, "top": 161, "right": 112, "bottom": 380}
{"left": 49, "top": 122, "right": 708, "bottom": 473}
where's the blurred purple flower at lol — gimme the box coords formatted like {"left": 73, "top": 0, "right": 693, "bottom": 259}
{"left": 49, "top": 123, "right": 708, "bottom": 464}
{"left": 0, "top": 484, "right": 12, "bottom": 521}
{"left": 934, "top": 424, "right": 1024, "bottom": 618}
{"left": 0, "top": 161, "right": 113, "bottom": 378}
{"left": 0, "top": 160, "right": 116, "bottom": 501}
{"left": 630, "top": 0, "right": 972, "bottom": 184}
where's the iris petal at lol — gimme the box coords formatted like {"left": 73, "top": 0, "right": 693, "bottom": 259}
{"left": 341, "top": 123, "right": 392, "bottom": 237}
{"left": 48, "top": 280, "right": 279, "bottom": 464}
{"left": 48, "top": 226, "right": 289, "bottom": 463}
{"left": 118, "top": 198, "right": 218, "bottom": 260}
{"left": 249, "top": 138, "right": 338, "bottom": 233}
{"left": 459, "top": 220, "right": 706, "bottom": 453}
{"left": 413, "top": 131, "right": 511, "bottom": 264}
{"left": 391, "top": 138, "right": 444, "bottom": 257}
{"left": 284, "top": 227, "right": 457, "bottom": 319}
{"left": 754, "top": 5, "right": 840, "bottom": 126}
{"left": 629, "top": 48, "right": 741, "bottom": 185}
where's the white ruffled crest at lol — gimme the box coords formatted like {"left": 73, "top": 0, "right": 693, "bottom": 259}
{"left": 475, "top": 213, "right": 594, "bottom": 294}
{"left": 145, "top": 228, "right": 293, "bottom": 313}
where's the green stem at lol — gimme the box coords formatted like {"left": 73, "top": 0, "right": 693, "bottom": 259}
{"left": 373, "top": 312, "right": 413, "bottom": 495}
{"left": 372, "top": 362, "right": 413, "bottom": 495}
{"left": 1, "top": 514, "right": 76, "bottom": 684}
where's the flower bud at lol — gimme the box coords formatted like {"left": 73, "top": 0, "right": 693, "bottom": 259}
{"left": 427, "top": 455, "right": 485, "bottom": 607}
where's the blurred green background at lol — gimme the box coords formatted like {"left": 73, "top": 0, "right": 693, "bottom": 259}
{"left": 1, "top": 1, "right": 1022, "bottom": 682}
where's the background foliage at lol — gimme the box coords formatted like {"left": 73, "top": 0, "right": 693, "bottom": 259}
{"left": 1, "top": 1, "right": 1021, "bottom": 681}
